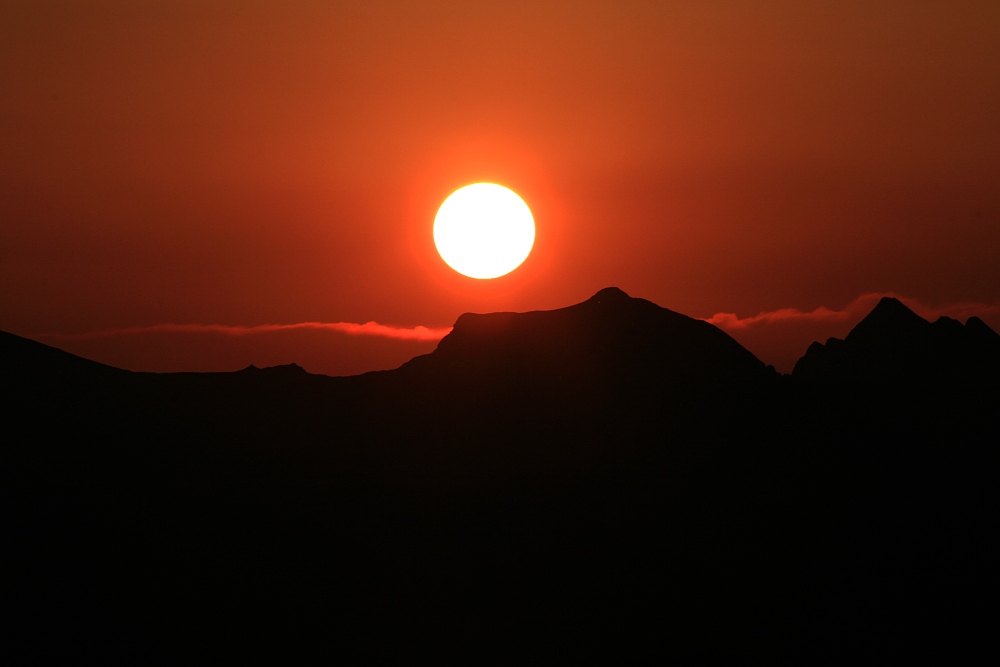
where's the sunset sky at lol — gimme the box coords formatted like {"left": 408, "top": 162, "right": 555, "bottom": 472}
{"left": 3, "top": 1, "right": 998, "bottom": 374}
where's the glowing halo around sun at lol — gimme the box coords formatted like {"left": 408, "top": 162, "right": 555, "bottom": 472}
{"left": 433, "top": 183, "right": 535, "bottom": 279}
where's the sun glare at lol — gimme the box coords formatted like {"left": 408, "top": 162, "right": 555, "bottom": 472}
{"left": 434, "top": 183, "right": 535, "bottom": 279}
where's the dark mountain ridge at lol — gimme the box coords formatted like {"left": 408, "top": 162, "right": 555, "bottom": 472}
{"left": 794, "top": 296, "right": 1000, "bottom": 389}
{"left": 3, "top": 289, "right": 998, "bottom": 661}
{"left": 403, "top": 286, "right": 770, "bottom": 386}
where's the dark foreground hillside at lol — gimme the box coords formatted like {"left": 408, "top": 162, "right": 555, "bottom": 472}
{"left": 3, "top": 289, "right": 998, "bottom": 661}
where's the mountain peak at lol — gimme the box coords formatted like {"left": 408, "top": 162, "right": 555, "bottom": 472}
{"left": 403, "top": 287, "right": 769, "bottom": 390}
{"left": 870, "top": 296, "right": 920, "bottom": 319}
{"left": 587, "top": 287, "right": 632, "bottom": 304}
{"left": 845, "top": 296, "right": 929, "bottom": 345}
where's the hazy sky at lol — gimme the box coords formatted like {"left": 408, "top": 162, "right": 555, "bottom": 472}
{"left": 3, "top": 1, "right": 998, "bottom": 374}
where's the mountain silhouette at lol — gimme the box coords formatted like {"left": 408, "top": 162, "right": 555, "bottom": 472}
{"left": 1, "top": 328, "right": 127, "bottom": 381}
{"left": 402, "top": 286, "right": 771, "bottom": 388}
{"left": 378, "top": 287, "right": 778, "bottom": 482}
{"left": 849, "top": 294, "right": 931, "bottom": 342}
{"left": 793, "top": 296, "right": 1000, "bottom": 392}
{"left": 3, "top": 289, "right": 997, "bottom": 661}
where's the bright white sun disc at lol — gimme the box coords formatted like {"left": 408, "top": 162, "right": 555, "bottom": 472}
{"left": 434, "top": 183, "right": 535, "bottom": 279}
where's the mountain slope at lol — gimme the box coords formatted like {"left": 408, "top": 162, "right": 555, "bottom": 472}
{"left": 1, "top": 329, "right": 129, "bottom": 381}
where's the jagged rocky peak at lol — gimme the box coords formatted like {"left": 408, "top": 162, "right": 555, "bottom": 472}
{"left": 861, "top": 296, "right": 927, "bottom": 326}
{"left": 793, "top": 298, "right": 931, "bottom": 379}
{"left": 845, "top": 296, "right": 930, "bottom": 345}
{"left": 792, "top": 295, "right": 1000, "bottom": 382}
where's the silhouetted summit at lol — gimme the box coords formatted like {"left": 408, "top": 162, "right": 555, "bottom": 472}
{"left": 846, "top": 296, "right": 930, "bottom": 346}
{"left": 586, "top": 285, "right": 633, "bottom": 304}
{"left": 793, "top": 296, "right": 1000, "bottom": 390}
{"left": 401, "top": 287, "right": 771, "bottom": 395}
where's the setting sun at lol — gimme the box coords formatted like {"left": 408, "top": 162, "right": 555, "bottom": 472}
{"left": 433, "top": 183, "right": 535, "bottom": 280}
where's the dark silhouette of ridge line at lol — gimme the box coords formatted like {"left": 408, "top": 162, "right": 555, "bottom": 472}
{"left": 792, "top": 295, "right": 1000, "bottom": 388}
{"left": 845, "top": 296, "right": 931, "bottom": 345}
{"left": 0, "top": 329, "right": 129, "bottom": 378}
{"left": 394, "top": 286, "right": 774, "bottom": 400}
{"left": 2, "top": 289, "right": 997, "bottom": 390}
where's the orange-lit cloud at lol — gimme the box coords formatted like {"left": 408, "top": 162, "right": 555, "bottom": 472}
{"left": 705, "top": 293, "right": 1000, "bottom": 331}
{"left": 42, "top": 321, "right": 452, "bottom": 342}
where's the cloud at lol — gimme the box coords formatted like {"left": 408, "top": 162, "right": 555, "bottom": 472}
{"left": 42, "top": 321, "right": 453, "bottom": 342}
{"left": 705, "top": 292, "right": 1000, "bottom": 331}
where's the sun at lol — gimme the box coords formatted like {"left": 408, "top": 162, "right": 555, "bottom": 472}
{"left": 434, "top": 183, "right": 535, "bottom": 279}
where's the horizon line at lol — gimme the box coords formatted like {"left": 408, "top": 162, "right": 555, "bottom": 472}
{"left": 32, "top": 292, "right": 1000, "bottom": 344}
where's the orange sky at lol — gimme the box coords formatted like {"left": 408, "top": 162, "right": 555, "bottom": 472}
{"left": 2, "top": 1, "right": 998, "bottom": 374}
